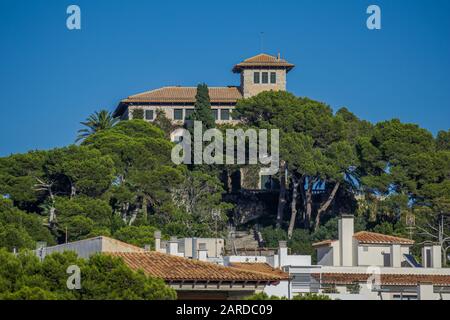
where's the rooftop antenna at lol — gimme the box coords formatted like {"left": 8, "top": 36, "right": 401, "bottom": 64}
{"left": 260, "top": 32, "right": 265, "bottom": 53}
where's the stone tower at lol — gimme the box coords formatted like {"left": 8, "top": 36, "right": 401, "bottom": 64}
{"left": 233, "top": 53, "right": 295, "bottom": 98}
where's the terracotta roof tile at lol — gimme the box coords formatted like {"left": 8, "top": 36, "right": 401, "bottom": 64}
{"left": 353, "top": 231, "right": 414, "bottom": 245}
{"left": 312, "top": 273, "right": 450, "bottom": 286}
{"left": 312, "top": 240, "right": 336, "bottom": 247}
{"left": 122, "top": 86, "right": 243, "bottom": 103}
{"left": 233, "top": 53, "right": 295, "bottom": 73}
{"left": 229, "top": 263, "right": 290, "bottom": 280}
{"left": 108, "top": 252, "right": 285, "bottom": 283}
{"left": 101, "top": 236, "right": 146, "bottom": 252}
{"left": 313, "top": 232, "right": 414, "bottom": 247}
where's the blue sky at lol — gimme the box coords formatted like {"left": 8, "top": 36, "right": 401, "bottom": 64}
{"left": 0, "top": 0, "right": 449, "bottom": 156}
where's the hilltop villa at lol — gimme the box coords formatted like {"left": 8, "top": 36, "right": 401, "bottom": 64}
{"left": 113, "top": 53, "right": 295, "bottom": 124}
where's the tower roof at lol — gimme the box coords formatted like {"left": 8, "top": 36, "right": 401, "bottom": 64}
{"left": 232, "top": 53, "right": 295, "bottom": 73}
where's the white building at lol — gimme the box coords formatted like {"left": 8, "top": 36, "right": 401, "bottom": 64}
{"left": 308, "top": 215, "right": 450, "bottom": 300}
{"left": 214, "top": 216, "right": 450, "bottom": 300}
{"left": 223, "top": 241, "right": 311, "bottom": 299}
{"left": 153, "top": 231, "right": 225, "bottom": 263}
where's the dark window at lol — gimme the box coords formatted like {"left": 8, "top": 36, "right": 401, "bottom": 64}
{"left": 383, "top": 253, "right": 391, "bottom": 267}
{"left": 212, "top": 109, "right": 219, "bottom": 120}
{"left": 270, "top": 72, "right": 276, "bottom": 84}
{"left": 145, "top": 110, "right": 154, "bottom": 120}
{"left": 185, "top": 109, "right": 194, "bottom": 120}
{"left": 262, "top": 72, "right": 269, "bottom": 84}
{"left": 220, "top": 109, "right": 230, "bottom": 121}
{"left": 254, "top": 72, "right": 260, "bottom": 84}
{"left": 426, "top": 249, "right": 432, "bottom": 268}
{"left": 174, "top": 109, "right": 183, "bottom": 120}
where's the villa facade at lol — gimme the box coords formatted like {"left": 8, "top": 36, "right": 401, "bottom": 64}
{"left": 113, "top": 53, "right": 295, "bottom": 124}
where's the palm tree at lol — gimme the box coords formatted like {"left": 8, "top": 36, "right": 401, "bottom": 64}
{"left": 76, "top": 110, "right": 119, "bottom": 142}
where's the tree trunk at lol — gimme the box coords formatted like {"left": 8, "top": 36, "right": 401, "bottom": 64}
{"left": 142, "top": 196, "right": 148, "bottom": 222}
{"left": 287, "top": 177, "right": 300, "bottom": 239}
{"left": 129, "top": 208, "right": 138, "bottom": 225}
{"left": 227, "top": 170, "right": 232, "bottom": 192}
{"left": 49, "top": 207, "right": 56, "bottom": 224}
{"left": 48, "top": 188, "right": 57, "bottom": 226}
{"left": 70, "top": 184, "right": 76, "bottom": 199}
{"left": 276, "top": 161, "right": 287, "bottom": 228}
{"left": 304, "top": 179, "right": 313, "bottom": 229}
{"left": 314, "top": 182, "right": 341, "bottom": 231}
{"left": 443, "top": 246, "right": 449, "bottom": 266}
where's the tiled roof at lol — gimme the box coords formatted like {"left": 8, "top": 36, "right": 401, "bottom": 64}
{"left": 101, "top": 236, "right": 147, "bottom": 252}
{"left": 353, "top": 232, "right": 414, "bottom": 245}
{"left": 312, "top": 240, "right": 337, "bottom": 247}
{"left": 233, "top": 53, "right": 295, "bottom": 73}
{"left": 312, "top": 273, "right": 450, "bottom": 286}
{"left": 122, "top": 86, "right": 243, "bottom": 103}
{"left": 229, "top": 263, "right": 290, "bottom": 280}
{"left": 108, "top": 252, "right": 285, "bottom": 283}
{"left": 312, "top": 232, "right": 414, "bottom": 247}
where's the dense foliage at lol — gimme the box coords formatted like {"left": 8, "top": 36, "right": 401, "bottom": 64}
{"left": 233, "top": 91, "right": 449, "bottom": 262}
{"left": 0, "top": 89, "right": 449, "bottom": 269}
{"left": 0, "top": 249, "right": 176, "bottom": 300}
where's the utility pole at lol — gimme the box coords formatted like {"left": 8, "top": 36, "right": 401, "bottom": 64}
{"left": 212, "top": 209, "right": 220, "bottom": 257}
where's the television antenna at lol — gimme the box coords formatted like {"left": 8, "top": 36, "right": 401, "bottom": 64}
{"left": 212, "top": 209, "right": 221, "bottom": 257}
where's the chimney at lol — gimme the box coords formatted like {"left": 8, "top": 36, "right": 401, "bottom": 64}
{"left": 390, "top": 244, "right": 401, "bottom": 268}
{"left": 277, "top": 52, "right": 281, "bottom": 60}
{"left": 197, "top": 243, "right": 208, "bottom": 261}
{"left": 278, "top": 241, "right": 288, "bottom": 268}
{"left": 422, "top": 245, "right": 442, "bottom": 269}
{"left": 166, "top": 236, "right": 179, "bottom": 256}
{"left": 338, "top": 215, "right": 354, "bottom": 267}
{"left": 154, "top": 230, "right": 162, "bottom": 252}
{"left": 192, "top": 238, "right": 198, "bottom": 259}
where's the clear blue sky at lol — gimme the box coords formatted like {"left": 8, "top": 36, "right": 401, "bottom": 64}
{"left": 1, "top": 0, "right": 449, "bottom": 156}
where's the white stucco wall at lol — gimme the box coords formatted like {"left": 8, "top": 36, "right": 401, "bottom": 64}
{"left": 356, "top": 244, "right": 410, "bottom": 267}
{"left": 317, "top": 247, "right": 333, "bottom": 266}
{"left": 264, "top": 280, "right": 290, "bottom": 299}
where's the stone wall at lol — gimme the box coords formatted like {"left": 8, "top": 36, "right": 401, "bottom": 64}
{"left": 241, "top": 69, "right": 287, "bottom": 98}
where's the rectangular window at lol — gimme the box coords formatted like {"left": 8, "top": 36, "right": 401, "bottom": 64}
{"left": 212, "top": 109, "right": 219, "bottom": 120}
{"left": 383, "top": 253, "right": 391, "bottom": 267}
{"left": 270, "top": 72, "right": 276, "bottom": 84}
{"left": 426, "top": 249, "right": 432, "bottom": 268}
{"left": 262, "top": 72, "right": 269, "bottom": 84}
{"left": 254, "top": 72, "right": 260, "bottom": 84}
{"left": 174, "top": 109, "right": 183, "bottom": 120}
{"left": 185, "top": 109, "right": 194, "bottom": 120}
{"left": 145, "top": 110, "right": 154, "bottom": 120}
{"left": 220, "top": 109, "right": 230, "bottom": 121}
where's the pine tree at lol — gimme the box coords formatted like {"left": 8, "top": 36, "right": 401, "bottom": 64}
{"left": 191, "top": 83, "right": 215, "bottom": 130}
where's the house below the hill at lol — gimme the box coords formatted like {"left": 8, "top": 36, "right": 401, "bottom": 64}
{"left": 34, "top": 236, "right": 287, "bottom": 300}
